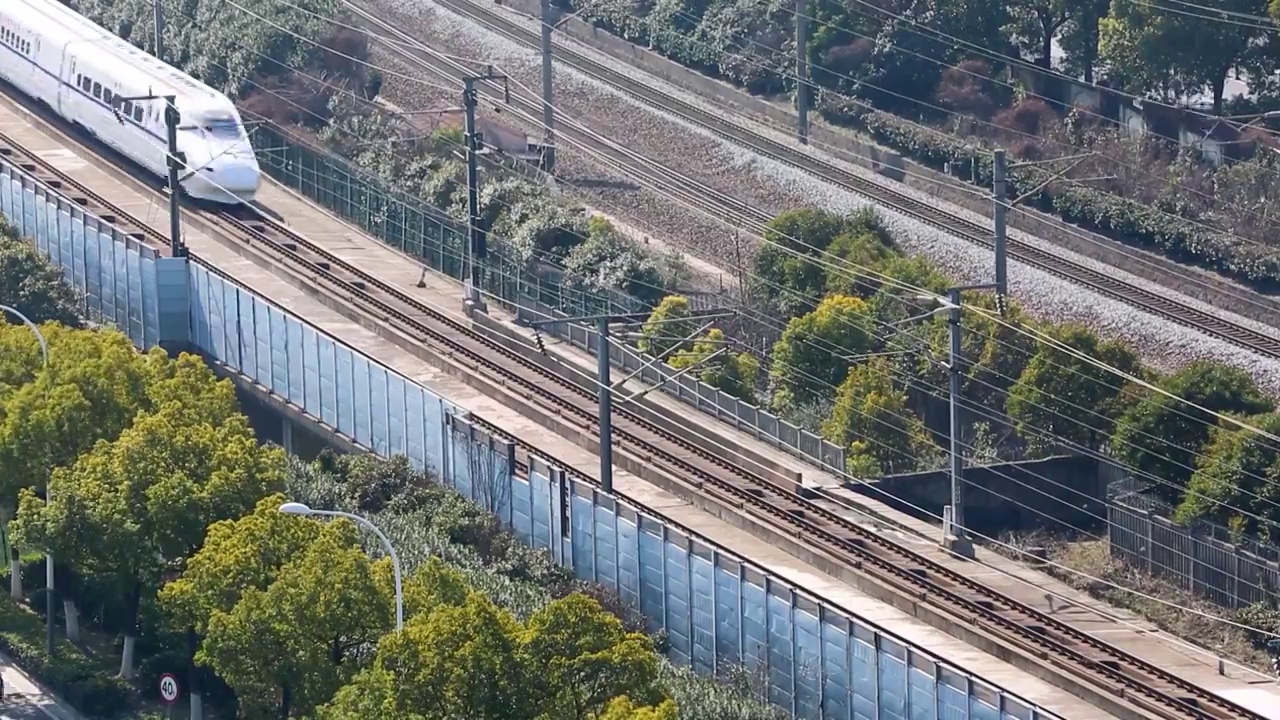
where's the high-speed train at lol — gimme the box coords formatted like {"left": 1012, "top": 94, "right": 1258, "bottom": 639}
{"left": 0, "top": 0, "right": 260, "bottom": 204}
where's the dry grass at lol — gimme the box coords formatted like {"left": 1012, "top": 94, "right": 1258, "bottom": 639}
{"left": 1003, "top": 535, "right": 1274, "bottom": 674}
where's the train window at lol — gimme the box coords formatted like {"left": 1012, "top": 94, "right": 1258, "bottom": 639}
{"left": 102, "top": 88, "right": 113, "bottom": 106}
{"left": 133, "top": 106, "right": 144, "bottom": 123}
{"left": 91, "top": 82, "right": 101, "bottom": 100}
{"left": 80, "top": 76, "right": 91, "bottom": 92}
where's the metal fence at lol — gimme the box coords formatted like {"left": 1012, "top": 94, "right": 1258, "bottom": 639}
{"left": 515, "top": 297, "right": 848, "bottom": 474}
{"left": 1108, "top": 493, "right": 1280, "bottom": 608}
{"left": 250, "top": 121, "right": 643, "bottom": 318}
{"left": 3, "top": 121, "right": 1068, "bottom": 720}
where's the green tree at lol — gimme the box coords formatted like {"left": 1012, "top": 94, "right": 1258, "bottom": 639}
{"left": 1175, "top": 412, "right": 1280, "bottom": 539}
{"left": 915, "top": 295, "right": 1037, "bottom": 417}
{"left": 862, "top": 255, "right": 950, "bottom": 335}
{"left": 0, "top": 328, "right": 158, "bottom": 598}
{"left": 522, "top": 593, "right": 663, "bottom": 718}
{"left": 320, "top": 591, "right": 663, "bottom": 720}
{"left": 0, "top": 220, "right": 82, "bottom": 326}
{"left": 198, "top": 521, "right": 396, "bottom": 718}
{"left": 822, "top": 358, "right": 935, "bottom": 476}
{"left": 749, "top": 208, "right": 853, "bottom": 317}
{"left": 1005, "top": 0, "right": 1076, "bottom": 68}
{"left": 564, "top": 218, "right": 666, "bottom": 307}
{"left": 670, "top": 329, "right": 761, "bottom": 403}
{"left": 318, "top": 591, "right": 528, "bottom": 720}
{"left": 768, "top": 294, "right": 874, "bottom": 415}
{"left": 599, "top": 697, "right": 680, "bottom": 720}
{"left": 638, "top": 295, "right": 697, "bottom": 357}
{"left": 1113, "top": 361, "right": 1273, "bottom": 506}
{"left": 1100, "top": 0, "right": 1274, "bottom": 113}
{"left": 12, "top": 365, "right": 285, "bottom": 678}
{"left": 823, "top": 230, "right": 900, "bottom": 299}
{"left": 159, "top": 494, "right": 326, "bottom": 636}
{"left": 1058, "top": 0, "right": 1113, "bottom": 82}
{"left": 1006, "top": 324, "right": 1142, "bottom": 456}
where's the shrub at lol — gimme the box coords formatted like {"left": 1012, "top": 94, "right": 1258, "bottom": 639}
{"left": 833, "top": 104, "right": 1280, "bottom": 290}
{"left": 0, "top": 599, "right": 133, "bottom": 718}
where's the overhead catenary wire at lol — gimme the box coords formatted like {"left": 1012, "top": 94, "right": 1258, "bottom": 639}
{"left": 175, "top": 7, "right": 1280, "bottom": 655}
{"left": 230, "top": 12, "right": 1280, "bottom": 448}
{"left": 194, "top": 0, "right": 1280, "bottom": 532}
{"left": 225, "top": 0, "right": 1280, "bottom": 331}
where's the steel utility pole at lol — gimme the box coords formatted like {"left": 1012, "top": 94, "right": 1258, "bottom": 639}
{"left": 114, "top": 94, "right": 184, "bottom": 257}
{"left": 164, "top": 97, "right": 185, "bottom": 258}
{"left": 540, "top": 0, "right": 556, "bottom": 172}
{"left": 946, "top": 286, "right": 968, "bottom": 558}
{"left": 525, "top": 308, "right": 735, "bottom": 494}
{"left": 992, "top": 149, "right": 1007, "bottom": 298}
{"left": 462, "top": 70, "right": 509, "bottom": 310}
{"left": 795, "top": 0, "right": 809, "bottom": 144}
{"left": 596, "top": 316, "right": 613, "bottom": 492}
{"left": 153, "top": 0, "right": 164, "bottom": 62}
{"left": 936, "top": 283, "right": 997, "bottom": 559}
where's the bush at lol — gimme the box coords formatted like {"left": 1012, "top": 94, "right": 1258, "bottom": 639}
{"left": 830, "top": 103, "right": 1280, "bottom": 290}
{"left": 0, "top": 599, "right": 133, "bottom": 718}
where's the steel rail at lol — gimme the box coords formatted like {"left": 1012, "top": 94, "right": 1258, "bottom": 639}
{"left": 353, "top": 0, "right": 1280, "bottom": 360}
{"left": 0, "top": 88, "right": 1261, "bottom": 720}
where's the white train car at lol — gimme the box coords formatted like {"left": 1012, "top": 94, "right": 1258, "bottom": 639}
{"left": 0, "top": 0, "right": 260, "bottom": 204}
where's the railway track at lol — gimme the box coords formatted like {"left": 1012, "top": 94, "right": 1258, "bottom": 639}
{"left": 348, "top": 0, "right": 1280, "bottom": 360}
{"left": 0, "top": 92, "right": 1268, "bottom": 719}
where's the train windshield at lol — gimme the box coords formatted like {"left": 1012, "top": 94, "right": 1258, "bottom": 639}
{"left": 201, "top": 117, "right": 243, "bottom": 140}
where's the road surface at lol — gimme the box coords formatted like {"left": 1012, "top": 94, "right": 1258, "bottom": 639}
{"left": 0, "top": 654, "right": 83, "bottom": 720}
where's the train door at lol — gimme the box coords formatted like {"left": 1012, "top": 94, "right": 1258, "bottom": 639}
{"left": 59, "top": 53, "right": 74, "bottom": 116}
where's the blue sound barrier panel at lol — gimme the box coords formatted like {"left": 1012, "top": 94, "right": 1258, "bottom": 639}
{"left": 571, "top": 494, "right": 594, "bottom": 581}
{"left": 822, "top": 618, "right": 851, "bottom": 720}
{"left": 689, "top": 552, "right": 715, "bottom": 675}
{"left": 386, "top": 372, "right": 406, "bottom": 458}
{"left": 352, "top": 354, "right": 372, "bottom": 448}
{"left": 793, "top": 606, "right": 821, "bottom": 719}
{"left": 766, "top": 589, "right": 794, "bottom": 709}
{"left": 594, "top": 504, "right": 618, "bottom": 590}
{"left": 910, "top": 664, "right": 938, "bottom": 720}
{"left": 616, "top": 514, "right": 640, "bottom": 609}
{"left": 663, "top": 539, "right": 691, "bottom": 665}
{"left": 638, "top": 527, "right": 665, "bottom": 635}
{"left": 713, "top": 564, "right": 742, "bottom": 666}
{"left": 301, "top": 325, "right": 322, "bottom": 421}
{"left": 403, "top": 385, "right": 426, "bottom": 471}
{"left": 286, "top": 318, "right": 305, "bottom": 408}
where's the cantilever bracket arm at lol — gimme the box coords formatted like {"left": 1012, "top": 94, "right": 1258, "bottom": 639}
{"left": 612, "top": 319, "right": 718, "bottom": 388}
{"left": 616, "top": 347, "right": 729, "bottom": 405}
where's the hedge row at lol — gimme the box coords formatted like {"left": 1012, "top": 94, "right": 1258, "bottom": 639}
{"left": 833, "top": 104, "right": 1280, "bottom": 291}
{"left": 558, "top": 0, "right": 1280, "bottom": 291}
{"left": 0, "top": 599, "right": 133, "bottom": 718}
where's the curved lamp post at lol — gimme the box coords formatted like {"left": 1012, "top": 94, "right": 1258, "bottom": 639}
{"left": 0, "top": 305, "right": 53, "bottom": 656}
{"left": 278, "top": 502, "right": 403, "bottom": 630}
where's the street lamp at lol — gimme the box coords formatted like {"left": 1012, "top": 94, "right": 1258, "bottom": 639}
{"left": 0, "top": 305, "right": 54, "bottom": 656}
{"left": 277, "top": 502, "right": 403, "bottom": 630}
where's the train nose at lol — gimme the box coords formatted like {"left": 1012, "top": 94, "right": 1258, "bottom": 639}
{"left": 186, "top": 158, "right": 261, "bottom": 203}
{"left": 210, "top": 160, "right": 261, "bottom": 197}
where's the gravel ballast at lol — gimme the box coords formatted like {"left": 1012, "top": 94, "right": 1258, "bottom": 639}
{"left": 361, "top": 0, "right": 1280, "bottom": 393}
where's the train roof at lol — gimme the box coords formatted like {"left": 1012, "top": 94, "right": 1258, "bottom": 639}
{"left": 12, "top": 0, "right": 233, "bottom": 111}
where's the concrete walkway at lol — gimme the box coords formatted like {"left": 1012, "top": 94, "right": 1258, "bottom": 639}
{"left": 0, "top": 654, "right": 84, "bottom": 720}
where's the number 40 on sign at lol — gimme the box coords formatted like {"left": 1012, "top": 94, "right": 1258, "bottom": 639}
{"left": 158, "top": 672, "right": 180, "bottom": 705}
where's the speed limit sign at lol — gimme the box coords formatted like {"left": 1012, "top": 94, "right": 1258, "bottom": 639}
{"left": 158, "top": 673, "right": 180, "bottom": 704}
